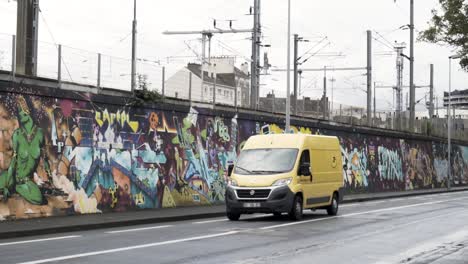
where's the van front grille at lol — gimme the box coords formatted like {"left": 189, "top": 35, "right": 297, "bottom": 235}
{"left": 236, "top": 189, "right": 271, "bottom": 199}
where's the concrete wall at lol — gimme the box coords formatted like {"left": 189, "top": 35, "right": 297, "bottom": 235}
{"left": 0, "top": 80, "right": 467, "bottom": 220}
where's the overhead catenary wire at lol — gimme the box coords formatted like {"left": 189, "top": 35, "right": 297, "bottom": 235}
{"left": 374, "top": 31, "right": 395, "bottom": 48}
{"left": 299, "top": 41, "right": 332, "bottom": 65}
{"left": 217, "top": 40, "right": 252, "bottom": 62}
{"left": 297, "top": 37, "right": 328, "bottom": 61}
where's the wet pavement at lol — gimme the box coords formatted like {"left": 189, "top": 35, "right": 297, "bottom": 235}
{"left": 0, "top": 191, "right": 467, "bottom": 264}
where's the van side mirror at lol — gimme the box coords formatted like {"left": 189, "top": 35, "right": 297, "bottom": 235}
{"left": 343, "top": 164, "right": 348, "bottom": 170}
{"left": 227, "top": 164, "right": 234, "bottom": 177}
{"left": 299, "top": 163, "right": 311, "bottom": 176}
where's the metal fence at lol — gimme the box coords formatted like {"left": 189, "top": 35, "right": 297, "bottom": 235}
{"left": 1, "top": 35, "right": 164, "bottom": 92}
{"left": 0, "top": 33, "right": 13, "bottom": 72}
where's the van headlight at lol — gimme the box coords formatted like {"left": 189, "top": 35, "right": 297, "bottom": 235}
{"left": 228, "top": 179, "right": 238, "bottom": 187}
{"left": 272, "top": 178, "right": 292, "bottom": 187}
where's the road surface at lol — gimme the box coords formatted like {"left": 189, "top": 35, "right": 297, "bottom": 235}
{"left": 1, "top": 191, "right": 467, "bottom": 264}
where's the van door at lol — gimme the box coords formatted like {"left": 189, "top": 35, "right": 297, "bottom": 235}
{"left": 297, "top": 149, "right": 314, "bottom": 209}
{"left": 308, "top": 149, "right": 334, "bottom": 207}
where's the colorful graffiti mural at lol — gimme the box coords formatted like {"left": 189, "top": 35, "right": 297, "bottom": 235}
{"left": 0, "top": 89, "right": 467, "bottom": 220}
{"left": 0, "top": 92, "right": 241, "bottom": 220}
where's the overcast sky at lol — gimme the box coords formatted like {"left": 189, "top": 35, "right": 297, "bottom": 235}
{"left": 1, "top": 0, "right": 468, "bottom": 114}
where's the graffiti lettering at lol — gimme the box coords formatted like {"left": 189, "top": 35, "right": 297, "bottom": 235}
{"left": 214, "top": 117, "right": 230, "bottom": 142}
{"left": 378, "top": 147, "right": 403, "bottom": 181}
{"left": 95, "top": 109, "right": 139, "bottom": 132}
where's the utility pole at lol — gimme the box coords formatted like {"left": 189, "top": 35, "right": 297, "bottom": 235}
{"left": 367, "top": 30, "right": 372, "bottom": 126}
{"left": 293, "top": 35, "right": 308, "bottom": 115}
{"left": 395, "top": 43, "right": 406, "bottom": 130}
{"left": 250, "top": 0, "right": 262, "bottom": 110}
{"left": 373, "top": 81, "right": 376, "bottom": 124}
{"left": 285, "top": 0, "right": 291, "bottom": 132}
{"left": 322, "top": 66, "right": 327, "bottom": 119}
{"left": 409, "top": 0, "right": 415, "bottom": 132}
{"left": 201, "top": 34, "right": 206, "bottom": 101}
{"left": 16, "top": 0, "right": 39, "bottom": 76}
{"left": 164, "top": 28, "right": 252, "bottom": 102}
{"left": 330, "top": 77, "right": 336, "bottom": 117}
{"left": 429, "top": 64, "right": 434, "bottom": 118}
{"left": 293, "top": 34, "right": 299, "bottom": 115}
{"left": 131, "top": 0, "right": 137, "bottom": 93}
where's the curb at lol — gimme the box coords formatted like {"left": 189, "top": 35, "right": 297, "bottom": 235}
{"left": 1, "top": 188, "right": 467, "bottom": 240}
{"left": 0, "top": 212, "right": 227, "bottom": 240}
{"left": 342, "top": 187, "right": 468, "bottom": 203}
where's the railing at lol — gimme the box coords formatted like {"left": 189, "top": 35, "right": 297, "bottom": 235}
{"left": 0, "top": 33, "right": 466, "bottom": 142}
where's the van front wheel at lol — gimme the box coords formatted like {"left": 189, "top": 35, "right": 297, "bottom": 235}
{"left": 227, "top": 211, "right": 241, "bottom": 221}
{"left": 289, "top": 195, "right": 303, "bottom": 221}
{"left": 327, "top": 194, "right": 339, "bottom": 216}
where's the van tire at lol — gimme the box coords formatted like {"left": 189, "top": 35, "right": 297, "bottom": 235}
{"left": 289, "top": 195, "right": 303, "bottom": 221}
{"left": 227, "top": 211, "right": 241, "bottom": 221}
{"left": 327, "top": 193, "right": 339, "bottom": 216}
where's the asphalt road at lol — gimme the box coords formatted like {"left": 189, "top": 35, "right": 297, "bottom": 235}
{"left": 1, "top": 191, "right": 468, "bottom": 264}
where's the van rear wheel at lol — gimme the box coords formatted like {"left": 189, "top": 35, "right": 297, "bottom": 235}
{"left": 289, "top": 195, "right": 303, "bottom": 221}
{"left": 327, "top": 193, "right": 339, "bottom": 216}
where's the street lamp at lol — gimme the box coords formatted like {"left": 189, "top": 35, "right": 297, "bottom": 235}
{"left": 447, "top": 54, "right": 461, "bottom": 189}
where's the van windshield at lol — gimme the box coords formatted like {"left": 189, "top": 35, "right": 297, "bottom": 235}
{"left": 234, "top": 148, "right": 298, "bottom": 175}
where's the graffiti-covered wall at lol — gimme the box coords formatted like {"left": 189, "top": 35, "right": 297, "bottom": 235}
{"left": 0, "top": 83, "right": 467, "bottom": 220}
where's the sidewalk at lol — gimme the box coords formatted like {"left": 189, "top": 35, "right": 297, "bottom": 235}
{"left": 0, "top": 187, "right": 466, "bottom": 240}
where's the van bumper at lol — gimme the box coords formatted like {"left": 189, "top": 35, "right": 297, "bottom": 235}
{"left": 225, "top": 185, "right": 295, "bottom": 214}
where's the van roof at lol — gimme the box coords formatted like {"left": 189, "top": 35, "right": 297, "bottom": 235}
{"left": 242, "top": 134, "right": 340, "bottom": 150}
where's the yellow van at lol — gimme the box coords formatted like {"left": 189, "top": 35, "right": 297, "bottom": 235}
{"left": 225, "top": 134, "right": 344, "bottom": 221}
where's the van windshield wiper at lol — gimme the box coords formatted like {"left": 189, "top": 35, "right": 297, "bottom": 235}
{"left": 251, "top": 170, "right": 284, "bottom": 174}
{"left": 236, "top": 166, "right": 252, "bottom": 174}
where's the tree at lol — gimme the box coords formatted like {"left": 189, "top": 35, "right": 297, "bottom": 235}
{"left": 137, "top": 73, "right": 150, "bottom": 90}
{"left": 129, "top": 73, "right": 162, "bottom": 106}
{"left": 419, "top": 0, "right": 468, "bottom": 70}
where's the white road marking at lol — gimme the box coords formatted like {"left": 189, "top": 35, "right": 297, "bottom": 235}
{"left": 0, "top": 235, "right": 81, "bottom": 247}
{"left": 365, "top": 200, "right": 386, "bottom": 204}
{"left": 105, "top": 225, "right": 172, "bottom": 234}
{"left": 260, "top": 197, "right": 466, "bottom": 230}
{"left": 17, "top": 231, "right": 239, "bottom": 264}
{"left": 193, "top": 218, "right": 228, "bottom": 224}
{"left": 18, "top": 196, "right": 467, "bottom": 264}
{"left": 341, "top": 203, "right": 358, "bottom": 207}
{"left": 193, "top": 214, "right": 272, "bottom": 224}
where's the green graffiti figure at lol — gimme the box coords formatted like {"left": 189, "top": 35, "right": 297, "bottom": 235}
{"left": 0, "top": 96, "right": 49, "bottom": 205}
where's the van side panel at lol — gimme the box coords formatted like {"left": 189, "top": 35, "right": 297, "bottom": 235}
{"left": 305, "top": 138, "right": 343, "bottom": 208}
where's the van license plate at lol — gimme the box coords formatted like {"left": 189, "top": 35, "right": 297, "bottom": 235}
{"left": 243, "top": 202, "right": 261, "bottom": 208}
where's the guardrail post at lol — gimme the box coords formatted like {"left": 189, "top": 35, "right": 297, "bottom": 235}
{"left": 11, "top": 35, "right": 16, "bottom": 81}
{"left": 188, "top": 72, "right": 192, "bottom": 104}
{"left": 57, "top": 44, "right": 62, "bottom": 88}
{"left": 213, "top": 73, "right": 216, "bottom": 107}
{"left": 162, "top": 66, "right": 165, "bottom": 100}
{"left": 97, "top": 53, "right": 101, "bottom": 91}
{"left": 234, "top": 82, "right": 238, "bottom": 109}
